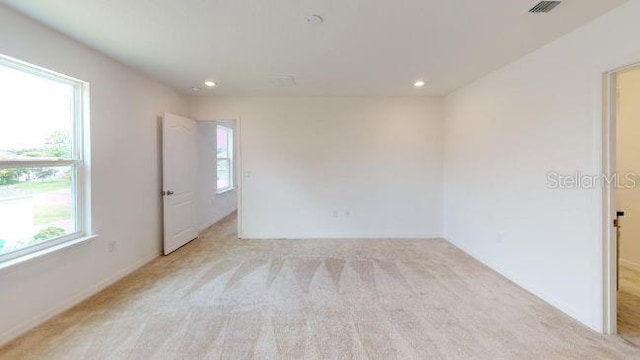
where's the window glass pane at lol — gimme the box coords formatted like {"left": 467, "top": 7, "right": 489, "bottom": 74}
{"left": 0, "top": 166, "right": 75, "bottom": 255}
{"left": 0, "top": 64, "right": 74, "bottom": 160}
{"left": 217, "top": 126, "right": 230, "bottom": 158}
{"left": 217, "top": 159, "right": 231, "bottom": 190}
{"left": 216, "top": 125, "right": 233, "bottom": 192}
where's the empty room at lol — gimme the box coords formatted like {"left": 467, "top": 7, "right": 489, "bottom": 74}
{"left": 2, "top": 0, "right": 640, "bottom": 358}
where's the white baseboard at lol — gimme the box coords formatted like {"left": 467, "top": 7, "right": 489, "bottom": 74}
{"left": 199, "top": 209, "right": 238, "bottom": 232}
{"left": 443, "top": 236, "right": 596, "bottom": 332}
{"left": 240, "top": 233, "right": 443, "bottom": 240}
{"left": 0, "top": 252, "right": 159, "bottom": 347}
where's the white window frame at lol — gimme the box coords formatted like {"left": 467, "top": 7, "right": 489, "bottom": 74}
{"left": 0, "top": 54, "right": 91, "bottom": 265}
{"left": 216, "top": 124, "right": 234, "bottom": 194}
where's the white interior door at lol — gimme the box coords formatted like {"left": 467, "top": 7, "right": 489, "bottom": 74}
{"left": 162, "top": 113, "right": 199, "bottom": 255}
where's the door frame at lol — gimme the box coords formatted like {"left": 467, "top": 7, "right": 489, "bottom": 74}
{"left": 226, "top": 116, "right": 244, "bottom": 238}
{"left": 602, "top": 63, "right": 640, "bottom": 335}
{"left": 236, "top": 116, "right": 243, "bottom": 238}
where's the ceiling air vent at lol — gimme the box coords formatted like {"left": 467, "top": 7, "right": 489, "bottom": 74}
{"left": 268, "top": 75, "right": 297, "bottom": 87}
{"left": 529, "top": 1, "right": 562, "bottom": 13}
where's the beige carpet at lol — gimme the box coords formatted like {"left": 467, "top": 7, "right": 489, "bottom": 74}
{"left": 1, "top": 213, "right": 639, "bottom": 359}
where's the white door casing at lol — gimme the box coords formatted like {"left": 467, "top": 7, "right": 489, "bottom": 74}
{"left": 162, "top": 113, "right": 199, "bottom": 255}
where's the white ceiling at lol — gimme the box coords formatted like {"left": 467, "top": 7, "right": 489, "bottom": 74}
{"left": 3, "top": 0, "right": 628, "bottom": 96}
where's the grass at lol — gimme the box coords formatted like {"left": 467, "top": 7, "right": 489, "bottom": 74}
{"left": 0, "top": 179, "right": 72, "bottom": 226}
{"left": 14, "top": 179, "right": 71, "bottom": 193}
{"left": 35, "top": 203, "right": 71, "bottom": 225}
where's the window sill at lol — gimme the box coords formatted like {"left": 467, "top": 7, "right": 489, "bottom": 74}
{"left": 217, "top": 187, "right": 235, "bottom": 195}
{"left": 0, "top": 234, "right": 98, "bottom": 272}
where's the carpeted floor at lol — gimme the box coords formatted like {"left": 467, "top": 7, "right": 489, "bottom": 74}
{"left": 1, "top": 212, "right": 639, "bottom": 359}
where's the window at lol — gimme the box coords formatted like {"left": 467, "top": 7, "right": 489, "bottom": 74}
{"left": 216, "top": 125, "right": 233, "bottom": 193}
{"left": 0, "top": 55, "right": 89, "bottom": 263}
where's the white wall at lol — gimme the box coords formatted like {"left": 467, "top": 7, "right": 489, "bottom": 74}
{"left": 443, "top": 0, "right": 640, "bottom": 332}
{"left": 5, "top": 0, "right": 636, "bottom": 342}
{"left": 617, "top": 68, "right": 640, "bottom": 270}
{"left": 0, "top": 5, "right": 188, "bottom": 345}
{"left": 190, "top": 97, "right": 443, "bottom": 239}
{"left": 197, "top": 120, "right": 238, "bottom": 230}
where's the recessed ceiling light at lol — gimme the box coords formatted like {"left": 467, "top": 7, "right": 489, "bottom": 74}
{"left": 306, "top": 14, "right": 323, "bottom": 25}
{"left": 191, "top": 87, "right": 201, "bottom": 92}
{"left": 414, "top": 80, "right": 425, "bottom": 88}
{"left": 204, "top": 80, "right": 216, "bottom": 87}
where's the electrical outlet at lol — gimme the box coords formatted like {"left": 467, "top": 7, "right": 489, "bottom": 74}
{"left": 332, "top": 210, "right": 339, "bottom": 218}
{"left": 108, "top": 240, "right": 117, "bottom": 252}
{"left": 345, "top": 210, "right": 351, "bottom": 217}
{"left": 496, "top": 231, "right": 505, "bottom": 243}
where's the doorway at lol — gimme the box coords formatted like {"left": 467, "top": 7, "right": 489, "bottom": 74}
{"left": 604, "top": 65, "right": 640, "bottom": 344}
{"left": 196, "top": 119, "right": 242, "bottom": 237}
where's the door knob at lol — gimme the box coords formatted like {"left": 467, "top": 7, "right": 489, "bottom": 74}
{"left": 167, "top": 190, "right": 174, "bottom": 195}
{"left": 162, "top": 190, "right": 174, "bottom": 196}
